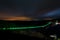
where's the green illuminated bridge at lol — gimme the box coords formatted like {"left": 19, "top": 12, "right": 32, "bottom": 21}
{"left": 0, "top": 20, "right": 52, "bottom": 30}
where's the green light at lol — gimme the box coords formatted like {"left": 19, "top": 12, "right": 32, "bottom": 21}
{"left": 0, "top": 22, "right": 52, "bottom": 30}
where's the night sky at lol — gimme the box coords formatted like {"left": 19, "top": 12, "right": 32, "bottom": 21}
{"left": 0, "top": 0, "right": 60, "bottom": 20}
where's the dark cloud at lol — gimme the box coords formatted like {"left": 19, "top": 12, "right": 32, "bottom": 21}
{"left": 0, "top": 0, "right": 60, "bottom": 19}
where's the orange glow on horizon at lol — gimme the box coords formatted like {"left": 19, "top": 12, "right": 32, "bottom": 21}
{"left": 2, "top": 16, "right": 33, "bottom": 21}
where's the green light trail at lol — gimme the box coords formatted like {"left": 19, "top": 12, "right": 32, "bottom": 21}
{"left": 0, "top": 22, "right": 52, "bottom": 30}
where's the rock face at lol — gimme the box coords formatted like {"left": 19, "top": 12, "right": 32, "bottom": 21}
{"left": 13, "top": 29, "right": 53, "bottom": 40}
{"left": 13, "top": 30, "right": 45, "bottom": 38}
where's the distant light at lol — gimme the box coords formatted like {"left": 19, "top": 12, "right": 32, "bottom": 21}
{"left": 56, "top": 23, "right": 58, "bottom": 25}
{"left": 50, "top": 35, "right": 56, "bottom": 37}
{"left": 56, "top": 23, "right": 60, "bottom": 25}
{"left": 50, "top": 35, "right": 58, "bottom": 40}
{"left": 55, "top": 20, "right": 60, "bottom": 25}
